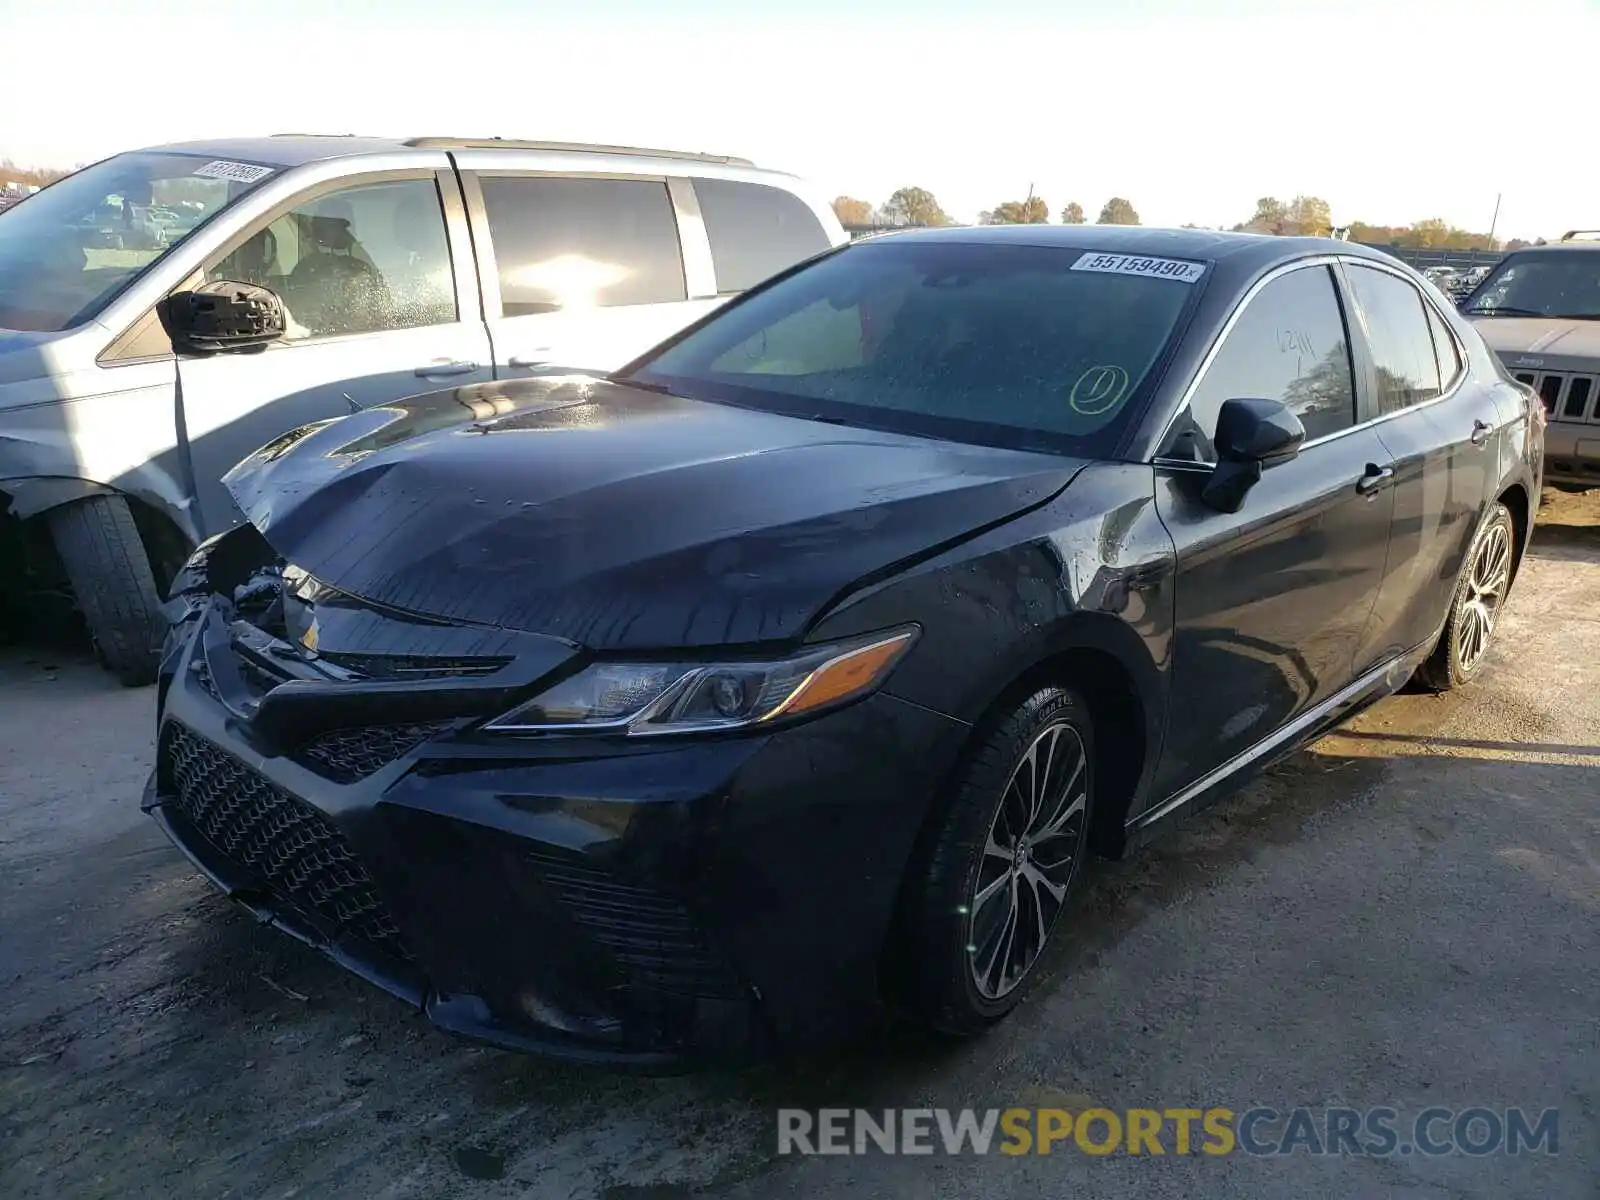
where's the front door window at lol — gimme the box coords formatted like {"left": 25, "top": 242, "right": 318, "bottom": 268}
{"left": 207, "top": 177, "right": 456, "bottom": 340}
{"left": 1175, "top": 265, "right": 1357, "bottom": 458}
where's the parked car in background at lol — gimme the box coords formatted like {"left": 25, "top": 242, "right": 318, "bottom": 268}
{"left": 1459, "top": 231, "right": 1600, "bottom": 489}
{"left": 0, "top": 136, "right": 844, "bottom": 682}
{"left": 146, "top": 226, "right": 1543, "bottom": 1067}
{"left": 1423, "top": 265, "right": 1460, "bottom": 292}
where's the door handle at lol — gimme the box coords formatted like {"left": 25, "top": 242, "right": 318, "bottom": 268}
{"left": 1470, "top": 418, "right": 1494, "bottom": 446}
{"left": 1355, "top": 464, "right": 1395, "bottom": 496}
{"left": 414, "top": 360, "right": 480, "bottom": 378}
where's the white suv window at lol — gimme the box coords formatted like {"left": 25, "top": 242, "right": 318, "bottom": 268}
{"left": 478, "top": 176, "right": 686, "bottom": 314}
{"left": 207, "top": 177, "right": 457, "bottom": 340}
{"left": 692, "top": 178, "right": 831, "bottom": 294}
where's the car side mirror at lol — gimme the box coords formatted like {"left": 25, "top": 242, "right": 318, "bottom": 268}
{"left": 1200, "top": 397, "right": 1306, "bottom": 514}
{"left": 158, "top": 280, "right": 285, "bottom": 355}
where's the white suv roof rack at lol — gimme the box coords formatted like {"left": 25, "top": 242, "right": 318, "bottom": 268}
{"left": 400, "top": 138, "right": 754, "bottom": 166}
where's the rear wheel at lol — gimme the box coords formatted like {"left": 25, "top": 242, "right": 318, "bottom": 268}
{"left": 46, "top": 495, "right": 164, "bottom": 687}
{"left": 1415, "top": 501, "right": 1515, "bottom": 692}
{"left": 900, "top": 685, "right": 1094, "bottom": 1035}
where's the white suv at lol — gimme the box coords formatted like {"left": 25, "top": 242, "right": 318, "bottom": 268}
{"left": 0, "top": 136, "right": 845, "bottom": 682}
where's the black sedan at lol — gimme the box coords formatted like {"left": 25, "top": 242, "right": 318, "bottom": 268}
{"left": 146, "top": 226, "right": 1544, "bottom": 1068}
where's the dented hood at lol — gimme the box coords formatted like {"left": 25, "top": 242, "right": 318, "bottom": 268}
{"left": 224, "top": 376, "right": 1083, "bottom": 650}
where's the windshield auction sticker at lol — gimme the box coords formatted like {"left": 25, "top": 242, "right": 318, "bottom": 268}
{"left": 1072, "top": 252, "right": 1207, "bottom": 283}
{"left": 192, "top": 160, "right": 275, "bottom": 184}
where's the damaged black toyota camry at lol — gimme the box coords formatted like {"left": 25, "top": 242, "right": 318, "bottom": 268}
{"left": 146, "top": 226, "right": 1542, "bottom": 1068}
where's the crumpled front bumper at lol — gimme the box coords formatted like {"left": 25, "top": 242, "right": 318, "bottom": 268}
{"left": 145, "top": 598, "right": 968, "bottom": 1069}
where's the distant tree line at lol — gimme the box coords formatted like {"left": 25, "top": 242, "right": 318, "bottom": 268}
{"left": 0, "top": 158, "right": 71, "bottom": 189}
{"left": 831, "top": 188, "right": 1524, "bottom": 249}
{"left": 1227, "top": 195, "right": 1517, "bottom": 249}
{"left": 833, "top": 189, "right": 1140, "bottom": 229}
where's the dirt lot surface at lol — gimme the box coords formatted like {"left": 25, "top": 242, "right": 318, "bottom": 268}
{"left": 3, "top": 490, "right": 1597, "bottom": 1199}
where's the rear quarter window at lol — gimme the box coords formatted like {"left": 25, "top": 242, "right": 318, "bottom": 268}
{"left": 692, "top": 178, "right": 831, "bottom": 294}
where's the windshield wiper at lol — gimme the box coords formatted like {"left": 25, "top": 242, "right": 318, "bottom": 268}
{"left": 1548, "top": 313, "right": 1600, "bottom": 321}
{"left": 615, "top": 378, "right": 680, "bottom": 397}
{"left": 1462, "top": 305, "right": 1546, "bottom": 316}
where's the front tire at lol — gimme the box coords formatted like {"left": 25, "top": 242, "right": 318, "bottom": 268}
{"left": 46, "top": 495, "right": 163, "bottom": 687}
{"left": 900, "top": 685, "right": 1095, "bottom": 1035}
{"left": 1415, "top": 501, "right": 1516, "bottom": 692}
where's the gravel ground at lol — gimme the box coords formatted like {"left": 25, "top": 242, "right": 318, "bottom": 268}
{"left": 2, "top": 489, "right": 1597, "bottom": 1200}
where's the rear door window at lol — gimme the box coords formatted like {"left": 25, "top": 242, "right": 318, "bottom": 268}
{"left": 478, "top": 176, "right": 686, "bottom": 314}
{"left": 692, "top": 178, "right": 831, "bottom": 294}
{"left": 1344, "top": 264, "right": 1443, "bottom": 414}
{"left": 1425, "top": 304, "right": 1462, "bottom": 391}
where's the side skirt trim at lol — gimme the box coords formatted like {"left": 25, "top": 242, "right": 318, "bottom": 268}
{"left": 1130, "top": 643, "right": 1429, "bottom": 833}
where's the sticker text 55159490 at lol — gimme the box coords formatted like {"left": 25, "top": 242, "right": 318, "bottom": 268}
{"left": 192, "top": 160, "right": 275, "bottom": 185}
{"left": 1071, "top": 253, "right": 1207, "bottom": 284}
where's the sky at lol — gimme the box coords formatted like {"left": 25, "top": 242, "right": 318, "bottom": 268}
{"left": 2, "top": 0, "right": 1598, "bottom": 241}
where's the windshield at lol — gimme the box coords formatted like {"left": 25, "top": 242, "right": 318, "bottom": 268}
{"left": 624, "top": 239, "right": 1203, "bottom": 455}
{"left": 1462, "top": 253, "right": 1600, "bottom": 319}
{"left": 0, "top": 151, "right": 276, "bottom": 331}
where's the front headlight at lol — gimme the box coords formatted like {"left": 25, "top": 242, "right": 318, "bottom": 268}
{"left": 482, "top": 627, "right": 919, "bottom": 736}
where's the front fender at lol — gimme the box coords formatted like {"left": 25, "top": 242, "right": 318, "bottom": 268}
{"left": 1, "top": 474, "right": 119, "bottom": 520}
{"left": 0, "top": 426, "right": 198, "bottom": 542}
{"left": 809, "top": 463, "right": 1175, "bottom": 817}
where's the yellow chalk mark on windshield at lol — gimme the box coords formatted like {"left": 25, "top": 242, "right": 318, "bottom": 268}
{"left": 1069, "top": 365, "right": 1131, "bottom": 415}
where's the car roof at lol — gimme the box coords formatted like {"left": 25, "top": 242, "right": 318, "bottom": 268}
{"left": 854, "top": 224, "right": 1398, "bottom": 282}
{"left": 137, "top": 135, "right": 758, "bottom": 171}
{"left": 1503, "top": 241, "right": 1600, "bottom": 254}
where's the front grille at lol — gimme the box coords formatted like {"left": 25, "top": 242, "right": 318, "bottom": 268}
{"left": 525, "top": 849, "right": 746, "bottom": 999}
{"left": 161, "top": 723, "right": 414, "bottom": 963}
{"left": 294, "top": 721, "right": 455, "bottom": 785}
{"left": 1514, "top": 370, "right": 1599, "bottom": 422}
{"left": 316, "top": 653, "right": 511, "bottom": 681}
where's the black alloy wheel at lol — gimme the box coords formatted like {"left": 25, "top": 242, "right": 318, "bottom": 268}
{"left": 1416, "top": 501, "right": 1516, "bottom": 692}
{"left": 900, "top": 684, "right": 1095, "bottom": 1034}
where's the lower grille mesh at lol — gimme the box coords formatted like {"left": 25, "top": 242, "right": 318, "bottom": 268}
{"left": 294, "top": 722, "right": 454, "bottom": 785}
{"left": 525, "top": 849, "right": 745, "bottom": 999}
{"left": 161, "top": 724, "right": 414, "bottom": 963}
